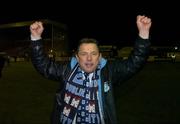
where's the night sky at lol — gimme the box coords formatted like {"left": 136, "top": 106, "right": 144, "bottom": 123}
{"left": 0, "top": 2, "right": 180, "bottom": 47}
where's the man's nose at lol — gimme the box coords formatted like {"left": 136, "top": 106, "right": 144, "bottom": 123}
{"left": 87, "top": 54, "right": 92, "bottom": 60}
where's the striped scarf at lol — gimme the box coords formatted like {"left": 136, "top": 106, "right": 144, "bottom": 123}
{"left": 60, "top": 64, "right": 101, "bottom": 124}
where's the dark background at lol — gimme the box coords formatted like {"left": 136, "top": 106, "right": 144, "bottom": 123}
{"left": 0, "top": 2, "right": 180, "bottom": 47}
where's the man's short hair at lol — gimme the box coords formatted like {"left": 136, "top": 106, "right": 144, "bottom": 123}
{"left": 76, "top": 38, "right": 99, "bottom": 53}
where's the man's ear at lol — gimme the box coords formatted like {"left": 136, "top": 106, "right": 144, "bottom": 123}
{"left": 99, "top": 53, "right": 102, "bottom": 61}
{"left": 75, "top": 54, "right": 79, "bottom": 62}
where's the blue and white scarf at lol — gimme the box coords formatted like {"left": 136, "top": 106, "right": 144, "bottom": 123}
{"left": 60, "top": 64, "right": 101, "bottom": 124}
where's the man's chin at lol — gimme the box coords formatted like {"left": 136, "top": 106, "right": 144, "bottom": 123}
{"left": 84, "top": 68, "right": 94, "bottom": 73}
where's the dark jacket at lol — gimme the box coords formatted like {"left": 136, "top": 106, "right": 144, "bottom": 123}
{"left": 31, "top": 36, "right": 150, "bottom": 124}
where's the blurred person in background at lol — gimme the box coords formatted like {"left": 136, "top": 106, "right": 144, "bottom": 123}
{"left": 0, "top": 55, "right": 6, "bottom": 78}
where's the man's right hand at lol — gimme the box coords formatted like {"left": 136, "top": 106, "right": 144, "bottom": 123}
{"left": 30, "top": 21, "right": 44, "bottom": 40}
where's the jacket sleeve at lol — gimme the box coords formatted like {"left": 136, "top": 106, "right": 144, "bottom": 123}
{"left": 31, "top": 39, "right": 66, "bottom": 81}
{"left": 110, "top": 36, "right": 151, "bottom": 85}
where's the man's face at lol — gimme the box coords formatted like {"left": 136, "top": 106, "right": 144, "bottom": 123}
{"left": 76, "top": 43, "right": 101, "bottom": 73}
